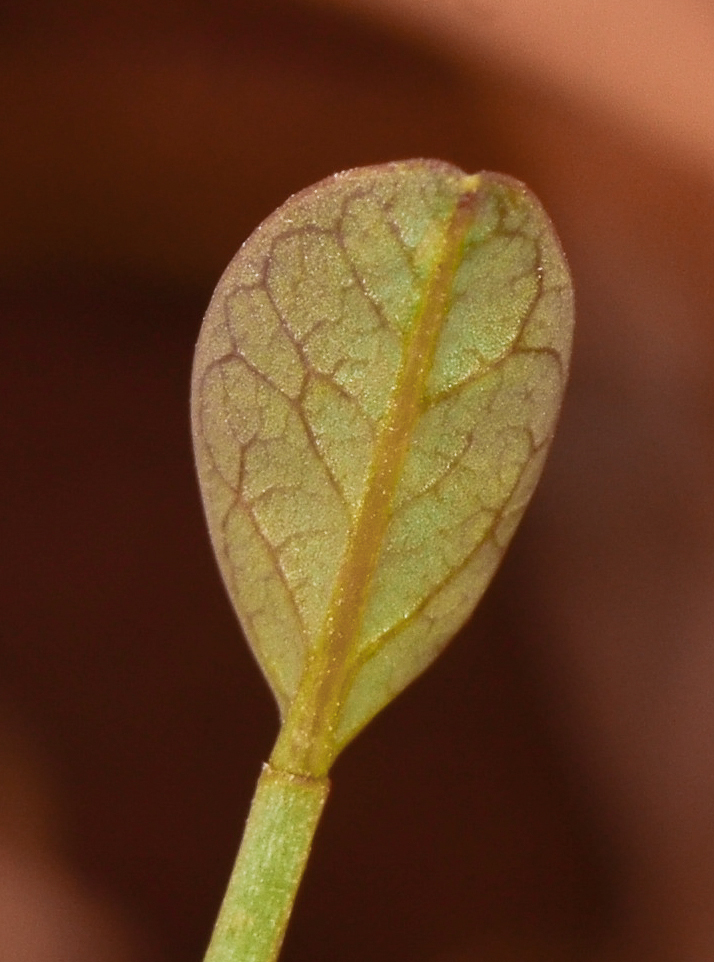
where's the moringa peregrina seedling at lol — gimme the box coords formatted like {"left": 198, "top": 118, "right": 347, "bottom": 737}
{"left": 191, "top": 159, "right": 573, "bottom": 962}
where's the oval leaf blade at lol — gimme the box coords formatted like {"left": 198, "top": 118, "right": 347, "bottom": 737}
{"left": 191, "top": 160, "right": 574, "bottom": 776}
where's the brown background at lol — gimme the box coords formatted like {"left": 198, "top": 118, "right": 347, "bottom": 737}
{"left": 2, "top": 1, "right": 714, "bottom": 960}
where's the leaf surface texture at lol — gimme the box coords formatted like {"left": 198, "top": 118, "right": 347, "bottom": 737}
{"left": 191, "top": 160, "right": 573, "bottom": 775}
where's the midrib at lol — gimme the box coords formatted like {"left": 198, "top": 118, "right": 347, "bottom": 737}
{"left": 273, "top": 183, "right": 480, "bottom": 776}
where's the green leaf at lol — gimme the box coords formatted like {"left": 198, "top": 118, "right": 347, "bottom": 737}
{"left": 191, "top": 160, "right": 573, "bottom": 777}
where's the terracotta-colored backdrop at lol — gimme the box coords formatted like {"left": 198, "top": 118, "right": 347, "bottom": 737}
{"left": 2, "top": 2, "right": 714, "bottom": 960}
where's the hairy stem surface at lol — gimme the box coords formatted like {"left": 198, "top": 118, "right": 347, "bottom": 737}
{"left": 203, "top": 763, "right": 329, "bottom": 962}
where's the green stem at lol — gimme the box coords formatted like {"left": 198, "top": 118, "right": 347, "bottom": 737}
{"left": 203, "top": 762, "right": 329, "bottom": 962}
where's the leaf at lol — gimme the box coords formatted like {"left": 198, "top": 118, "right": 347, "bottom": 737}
{"left": 191, "top": 160, "right": 574, "bottom": 777}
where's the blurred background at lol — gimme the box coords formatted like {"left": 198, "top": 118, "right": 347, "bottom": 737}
{"left": 2, "top": 1, "right": 714, "bottom": 959}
